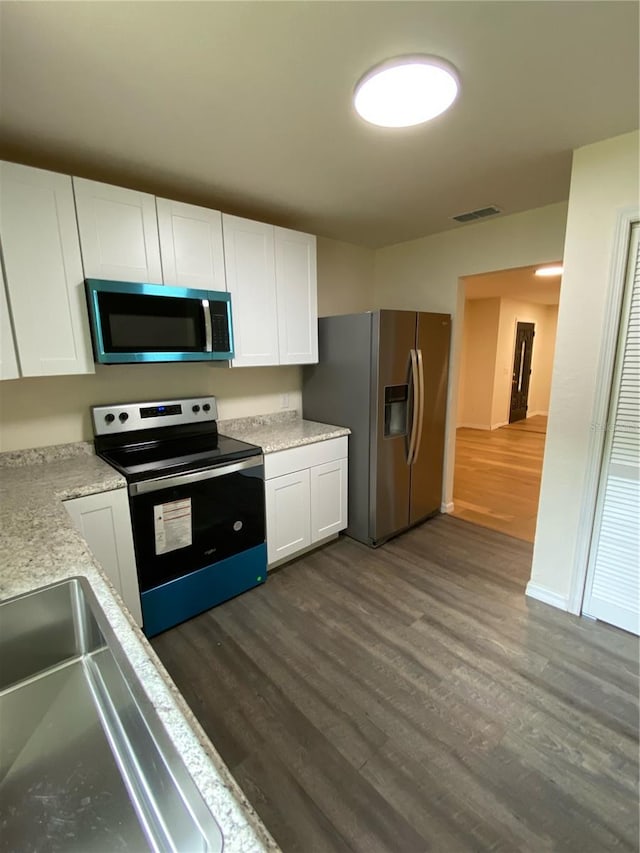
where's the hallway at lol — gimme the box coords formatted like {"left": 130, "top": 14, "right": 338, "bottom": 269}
{"left": 452, "top": 415, "right": 547, "bottom": 542}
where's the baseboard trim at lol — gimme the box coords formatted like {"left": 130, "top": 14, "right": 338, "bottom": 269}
{"left": 268, "top": 533, "right": 339, "bottom": 571}
{"left": 491, "top": 421, "right": 509, "bottom": 430}
{"left": 441, "top": 501, "right": 454, "bottom": 513}
{"left": 458, "top": 423, "right": 492, "bottom": 430}
{"left": 525, "top": 581, "right": 569, "bottom": 612}
{"left": 527, "top": 411, "right": 548, "bottom": 418}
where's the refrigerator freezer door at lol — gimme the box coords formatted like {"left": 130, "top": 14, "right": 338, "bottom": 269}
{"left": 410, "top": 312, "right": 451, "bottom": 525}
{"left": 372, "top": 311, "right": 417, "bottom": 544}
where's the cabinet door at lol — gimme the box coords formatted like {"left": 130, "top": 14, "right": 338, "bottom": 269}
{"left": 157, "top": 198, "right": 226, "bottom": 291}
{"left": 73, "top": 177, "right": 162, "bottom": 283}
{"left": 64, "top": 489, "right": 142, "bottom": 626}
{"left": 310, "top": 458, "right": 348, "bottom": 543}
{"left": 265, "top": 469, "right": 311, "bottom": 565}
{"left": 0, "top": 162, "right": 95, "bottom": 376}
{"left": 0, "top": 264, "right": 19, "bottom": 380}
{"left": 222, "top": 214, "right": 279, "bottom": 366}
{"left": 275, "top": 226, "right": 318, "bottom": 364}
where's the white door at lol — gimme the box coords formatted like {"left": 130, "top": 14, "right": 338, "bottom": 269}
{"left": 0, "top": 162, "right": 95, "bottom": 376}
{"left": 0, "top": 264, "right": 19, "bottom": 380}
{"left": 583, "top": 224, "right": 640, "bottom": 635}
{"left": 64, "top": 489, "right": 142, "bottom": 626}
{"left": 265, "top": 469, "right": 311, "bottom": 565}
{"left": 274, "top": 226, "right": 318, "bottom": 364}
{"left": 310, "top": 458, "right": 348, "bottom": 542}
{"left": 73, "top": 177, "right": 162, "bottom": 283}
{"left": 222, "top": 214, "right": 279, "bottom": 366}
{"left": 156, "top": 198, "right": 226, "bottom": 291}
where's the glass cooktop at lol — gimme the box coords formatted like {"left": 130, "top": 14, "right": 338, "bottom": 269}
{"left": 99, "top": 433, "right": 262, "bottom": 482}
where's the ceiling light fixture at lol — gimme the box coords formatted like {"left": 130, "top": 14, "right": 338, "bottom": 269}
{"left": 353, "top": 55, "right": 460, "bottom": 128}
{"left": 535, "top": 265, "right": 564, "bottom": 277}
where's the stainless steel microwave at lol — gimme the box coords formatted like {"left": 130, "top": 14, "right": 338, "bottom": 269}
{"left": 85, "top": 279, "right": 234, "bottom": 363}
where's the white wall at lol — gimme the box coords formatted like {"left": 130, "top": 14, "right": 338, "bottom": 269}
{"left": 316, "top": 236, "right": 375, "bottom": 317}
{"left": 529, "top": 130, "right": 640, "bottom": 610}
{"left": 374, "top": 201, "right": 568, "bottom": 506}
{"left": 0, "top": 234, "right": 372, "bottom": 452}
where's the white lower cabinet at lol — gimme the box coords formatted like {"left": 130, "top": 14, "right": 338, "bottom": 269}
{"left": 265, "top": 469, "right": 311, "bottom": 564}
{"left": 64, "top": 489, "right": 142, "bottom": 626}
{"left": 310, "top": 458, "right": 348, "bottom": 542}
{"left": 265, "top": 437, "right": 348, "bottom": 567}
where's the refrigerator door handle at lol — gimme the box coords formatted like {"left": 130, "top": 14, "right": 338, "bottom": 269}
{"left": 412, "top": 348, "right": 426, "bottom": 464}
{"left": 407, "top": 348, "right": 420, "bottom": 464}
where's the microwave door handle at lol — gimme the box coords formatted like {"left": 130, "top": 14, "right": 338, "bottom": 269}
{"left": 202, "top": 299, "right": 213, "bottom": 352}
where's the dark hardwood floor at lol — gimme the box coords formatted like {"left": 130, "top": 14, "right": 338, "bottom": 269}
{"left": 152, "top": 516, "right": 639, "bottom": 853}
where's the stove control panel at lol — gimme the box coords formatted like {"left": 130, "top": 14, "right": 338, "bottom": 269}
{"left": 92, "top": 396, "right": 219, "bottom": 435}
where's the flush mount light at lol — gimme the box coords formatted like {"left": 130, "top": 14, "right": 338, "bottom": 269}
{"left": 535, "top": 265, "right": 564, "bottom": 277}
{"left": 354, "top": 55, "right": 460, "bottom": 128}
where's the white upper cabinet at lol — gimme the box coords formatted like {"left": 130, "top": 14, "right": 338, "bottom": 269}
{"left": 0, "top": 264, "right": 19, "bottom": 380}
{"left": 73, "top": 177, "right": 162, "bottom": 283}
{"left": 157, "top": 198, "right": 226, "bottom": 291}
{"left": 222, "top": 214, "right": 318, "bottom": 367}
{"left": 0, "top": 162, "right": 95, "bottom": 376}
{"left": 274, "top": 226, "right": 318, "bottom": 364}
{"left": 222, "top": 214, "right": 279, "bottom": 366}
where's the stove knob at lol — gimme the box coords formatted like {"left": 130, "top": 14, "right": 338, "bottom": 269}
{"left": 203, "top": 403, "right": 211, "bottom": 412}
{"left": 105, "top": 413, "right": 115, "bottom": 424}
{"left": 192, "top": 404, "right": 201, "bottom": 413}
{"left": 119, "top": 412, "right": 129, "bottom": 423}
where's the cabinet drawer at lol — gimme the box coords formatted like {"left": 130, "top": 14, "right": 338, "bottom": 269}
{"left": 265, "top": 436, "right": 348, "bottom": 480}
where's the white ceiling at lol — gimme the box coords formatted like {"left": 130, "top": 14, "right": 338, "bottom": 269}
{"left": 0, "top": 1, "right": 637, "bottom": 248}
{"left": 464, "top": 264, "right": 562, "bottom": 305}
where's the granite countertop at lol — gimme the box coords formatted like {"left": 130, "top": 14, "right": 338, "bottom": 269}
{"left": 219, "top": 410, "right": 350, "bottom": 452}
{"left": 0, "top": 442, "right": 278, "bottom": 853}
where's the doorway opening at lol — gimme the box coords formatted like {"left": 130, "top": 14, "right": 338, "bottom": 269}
{"left": 452, "top": 262, "right": 562, "bottom": 542}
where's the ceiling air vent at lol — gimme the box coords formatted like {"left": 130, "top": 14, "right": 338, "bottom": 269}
{"left": 451, "top": 205, "right": 502, "bottom": 223}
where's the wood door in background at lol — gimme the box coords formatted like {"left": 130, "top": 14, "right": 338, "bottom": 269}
{"left": 509, "top": 322, "right": 535, "bottom": 423}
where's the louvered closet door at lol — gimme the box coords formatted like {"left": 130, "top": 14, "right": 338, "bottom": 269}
{"left": 583, "top": 223, "right": 640, "bottom": 635}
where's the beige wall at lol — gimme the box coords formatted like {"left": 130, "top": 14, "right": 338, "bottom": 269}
{"left": 316, "top": 236, "right": 375, "bottom": 317}
{"left": 0, "top": 363, "right": 302, "bottom": 451}
{"left": 529, "top": 130, "right": 640, "bottom": 609}
{"left": 457, "top": 297, "right": 558, "bottom": 430}
{"left": 457, "top": 298, "right": 500, "bottom": 428}
{"left": 0, "top": 234, "right": 371, "bottom": 452}
{"left": 374, "top": 201, "right": 568, "bottom": 507}
{"left": 491, "top": 300, "right": 558, "bottom": 425}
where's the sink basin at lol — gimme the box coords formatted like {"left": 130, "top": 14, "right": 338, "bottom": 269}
{"left": 0, "top": 578, "right": 223, "bottom": 852}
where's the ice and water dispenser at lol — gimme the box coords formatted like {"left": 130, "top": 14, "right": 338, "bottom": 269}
{"left": 384, "top": 385, "right": 409, "bottom": 437}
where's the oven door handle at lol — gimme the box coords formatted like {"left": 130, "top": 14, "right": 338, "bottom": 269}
{"left": 129, "top": 455, "right": 263, "bottom": 496}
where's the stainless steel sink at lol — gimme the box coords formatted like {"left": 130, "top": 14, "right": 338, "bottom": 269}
{"left": 0, "top": 578, "right": 223, "bottom": 852}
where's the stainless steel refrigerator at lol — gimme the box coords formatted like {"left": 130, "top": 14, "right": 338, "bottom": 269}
{"left": 302, "top": 310, "right": 451, "bottom": 547}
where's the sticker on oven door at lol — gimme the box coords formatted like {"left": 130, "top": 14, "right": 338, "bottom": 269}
{"left": 154, "top": 498, "right": 192, "bottom": 555}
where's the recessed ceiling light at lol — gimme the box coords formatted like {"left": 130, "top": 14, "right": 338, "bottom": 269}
{"left": 354, "top": 55, "right": 460, "bottom": 128}
{"left": 535, "top": 265, "right": 564, "bottom": 277}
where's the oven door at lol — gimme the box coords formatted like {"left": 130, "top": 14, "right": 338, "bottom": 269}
{"left": 128, "top": 457, "right": 265, "bottom": 592}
